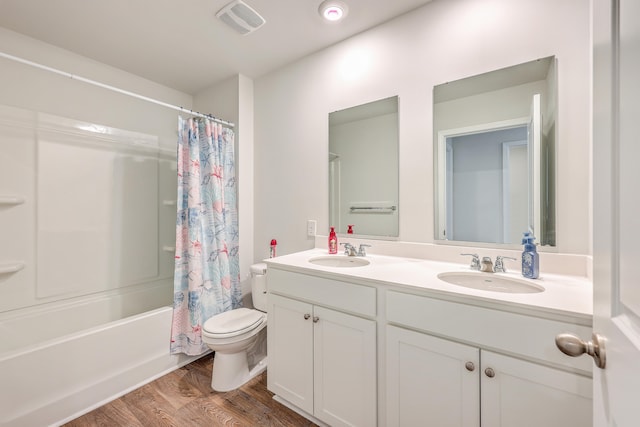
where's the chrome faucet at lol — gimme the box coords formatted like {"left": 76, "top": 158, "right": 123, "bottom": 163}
{"left": 341, "top": 243, "right": 357, "bottom": 256}
{"left": 493, "top": 256, "right": 518, "bottom": 273}
{"left": 357, "top": 244, "right": 371, "bottom": 257}
{"left": 341, "top": 243, "right": 370, "bottom": 257}
{"left": 461, "top": 253, "right": 480, "bottom": 270}
{"left": 480, "top": 256, "right": 493, "bottom": 272}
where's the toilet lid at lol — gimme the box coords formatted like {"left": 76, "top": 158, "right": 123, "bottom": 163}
{"left": 203, "top": 308, "right": 265, "bottom": 338}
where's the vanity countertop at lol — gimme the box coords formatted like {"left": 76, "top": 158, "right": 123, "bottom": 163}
{"left": 264, "top": 249, "right": 592, "bottom": 324}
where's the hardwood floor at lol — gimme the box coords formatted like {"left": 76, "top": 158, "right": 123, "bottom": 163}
{"left": 64, "top": 354, "right": 318, "bottom": 427}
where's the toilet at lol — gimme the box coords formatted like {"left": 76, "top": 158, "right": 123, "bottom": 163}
{"left": 202, "top": 263, "right": 268, "bottom": 392}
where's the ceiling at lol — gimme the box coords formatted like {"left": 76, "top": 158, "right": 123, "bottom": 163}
{"left": 0, "top": 0, "right": 432, "bottom": 94}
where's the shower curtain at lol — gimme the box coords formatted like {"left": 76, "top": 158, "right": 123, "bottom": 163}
{"left": 170, "top": 116, "right": 241, "bottom": 356}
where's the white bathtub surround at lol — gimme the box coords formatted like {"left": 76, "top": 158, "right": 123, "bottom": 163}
{"left": 0, "top": 306, "right": 203, "bottom": 427}
{"left": 0, "top": 284, "right": 174, "bottom": 356}
{"left": 0, "top": 105, "right": 185, "bottom": 427}
{"left": 0, "top": 32, "right": 251, "bottom": 427}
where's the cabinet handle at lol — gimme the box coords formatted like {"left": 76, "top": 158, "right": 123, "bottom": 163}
{"left": 0, "top": 262, "right": 25, "bottom": 274}
{"left": 484, "top": 367, "right": 495, "bottom": 378}
{"left": 465, "top": 362, "right": 475, "bottom": 372}
{"left": 304, "top": 314, "right": 311, "bottom": 320}
{"left": 313, "top": 316, "right": 319, "bottom": 323}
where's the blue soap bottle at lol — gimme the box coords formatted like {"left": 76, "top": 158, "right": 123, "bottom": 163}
{"left": 521, "top": 232, "right": 539, "bottom": 279}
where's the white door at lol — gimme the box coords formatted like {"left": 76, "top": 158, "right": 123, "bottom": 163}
{"left": 592, "top": 0, "right": 640, "bottom": 425}
{"left": 502, "top": 141, "right": 528, "bottom": 243}
{"left": 527, "top": 93, "right": 541, "bottom": 239}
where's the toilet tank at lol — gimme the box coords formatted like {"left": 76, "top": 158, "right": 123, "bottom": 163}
{"left": 250, "top": 263, "right": 268, "bottom": 312}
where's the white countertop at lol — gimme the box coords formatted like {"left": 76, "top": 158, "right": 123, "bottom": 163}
{"left": 264, "top": 249, "right": 593, "bottom": 324}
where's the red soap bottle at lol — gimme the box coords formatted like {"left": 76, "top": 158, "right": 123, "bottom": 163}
{"left": 328, "top": 227, "right": 338, "bottom": 254}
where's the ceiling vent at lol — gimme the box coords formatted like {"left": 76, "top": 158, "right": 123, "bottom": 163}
{"left": 216, "top": 0, "right": 266, "bottom": 35}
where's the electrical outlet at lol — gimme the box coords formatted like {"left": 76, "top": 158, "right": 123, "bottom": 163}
{"left": 307, "top": 220, "right": 317, "bottom": 237}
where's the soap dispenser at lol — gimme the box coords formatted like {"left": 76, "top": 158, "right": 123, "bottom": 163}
{"left": 521, "top": 232, "right": 539, "bottom": 279}
{"left": 328, "top": 227, "right": 338, "bottom": 254}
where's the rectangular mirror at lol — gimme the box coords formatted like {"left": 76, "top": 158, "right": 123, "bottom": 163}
{"left": 329, "top": 96, "right": 399, "bottom": 238}
{"left": 434, "top": 57, "right": 556, "bottom": 247}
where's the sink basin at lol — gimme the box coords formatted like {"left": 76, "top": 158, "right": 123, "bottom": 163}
{"left": 437, "top": 272, "right": 544, "bottom": 294}
{"left": 308, "top": 256, "right": 370, "bottom": 268}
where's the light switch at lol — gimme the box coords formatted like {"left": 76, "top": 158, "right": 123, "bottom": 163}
{"left": 307, "top": 220, "right": 317, "bottom": 237}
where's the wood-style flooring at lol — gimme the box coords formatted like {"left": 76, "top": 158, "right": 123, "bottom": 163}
{"left": 64, "top": 354, "right": 318, "bottom": 427}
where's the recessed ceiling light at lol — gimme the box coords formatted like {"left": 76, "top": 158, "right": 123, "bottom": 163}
{"left": 318, "top": 0, "right": 348, "bottom": 22}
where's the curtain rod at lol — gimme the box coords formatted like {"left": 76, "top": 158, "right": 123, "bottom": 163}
{"left": 0, "top": 51, "right": 235, "bottom": 128}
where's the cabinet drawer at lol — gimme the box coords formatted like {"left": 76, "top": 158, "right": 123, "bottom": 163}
{"left": 386, "top": 290, "right": 592, "bottom": 373}
{"left": 268, "top": 268, "right": 376, "bottom": 317}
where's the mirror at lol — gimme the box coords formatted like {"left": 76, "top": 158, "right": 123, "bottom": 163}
{"left": 329, "top": 96, "right": 399, "bottom": 238}
{"left": 434, "top": 57, "right": 556, "bottom": 247}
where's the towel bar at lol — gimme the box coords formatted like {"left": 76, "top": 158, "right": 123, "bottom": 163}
{"left": 349, "top": 205, "right": 397, "bottom": 213}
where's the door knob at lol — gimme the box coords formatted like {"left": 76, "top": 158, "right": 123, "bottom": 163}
{"left": 304, "top": 313, "right": 310, "bottom": 320}
{"left": 555, "top": 332, "right": 606, "bottom": 369}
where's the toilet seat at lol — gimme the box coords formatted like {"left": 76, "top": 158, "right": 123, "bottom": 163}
{"left": 203, "top": 308, "right": 266, "bottom": 339}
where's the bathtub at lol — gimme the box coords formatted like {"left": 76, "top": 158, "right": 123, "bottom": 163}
{"left": 0, "top": 281, "right": 203, "bottom": 427}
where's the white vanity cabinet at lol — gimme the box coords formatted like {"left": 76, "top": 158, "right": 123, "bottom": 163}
{"left": 386, "top": 325, "right": 480, "bottom": 426}
{"left": 386, "top": 290, "right": 593, "bottom": 427}
{"left": 480, "top": 350, "right": 592, "bottom": 426}
{"left": 265, "top": 250, "right": 593, "bottom": 427}
{"left": 267, "top": 268, "right": 377, "bottom": 427}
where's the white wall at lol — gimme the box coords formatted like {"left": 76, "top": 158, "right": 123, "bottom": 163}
{"left": 434, "top": 81, "right": 547, "bottom": 137}
{"left": 253, "top": 0, "right": 590, "bottom": 258}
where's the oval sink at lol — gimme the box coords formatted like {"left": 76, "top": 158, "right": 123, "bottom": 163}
{"left": 308, "top": 256, "right": 370, "bottom": 268}
{"left": 437, "top": 272, "right": 544, "bottom": 294}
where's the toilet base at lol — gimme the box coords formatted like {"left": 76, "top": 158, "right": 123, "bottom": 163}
{"left": 211, "top": 352, "right": 268, "bottom": 392}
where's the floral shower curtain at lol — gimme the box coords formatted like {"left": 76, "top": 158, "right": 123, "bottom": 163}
{"left": 170, "top": 116, "right": 241, "bottom": 356}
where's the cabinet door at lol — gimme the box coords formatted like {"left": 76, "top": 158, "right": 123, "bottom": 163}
{"left": 313, "top": 305, "right": 377, "bottom": 427}
{"left": 267, "top": 294, "right": 314, "bottom": 414}
{"left": 386, "top": 325, "right": 480, "bottom": 427}
{"left": 481, "top": 351, "right": 592, "bottom": 427}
